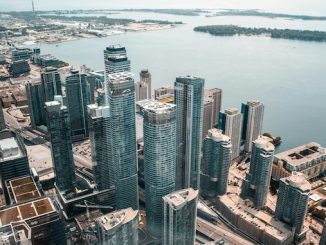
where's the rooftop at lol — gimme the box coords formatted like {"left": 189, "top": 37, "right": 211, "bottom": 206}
{"left": 0, "top": 137, "right": 22, "bottom": 162}
{"left": 275, "top": 142, "right": 326, "bottom": 167}
{"left": 138, "top": 100, "right": 176, "bottom": 114}
{"left": 224, "top": 108, "right": 240, "bottom": 115}
{"left": 246, "top": 99, "right": 262, "bottom": 107}
{"left": 164, "top": 188, "right": 198, "bottom": 209}
{"left": 96, "top": 208, "right": 138, "bottom": 232}
{"left": 0, "top": 197, "right": 55, "bottom": 226}
{"left": 87, "top": 104, "right": 110, "bottom": 119}
{"left": 8, "top": 176, "right": 41, "bottom": 203}
{"left": 282, "top": 172, "right": 311, "bottom": 192}
{"left": 207, "top": 128, "right": 231, "bottom": 143}
{"left": 254, "top": 136, "right": 275, "bottom": 152}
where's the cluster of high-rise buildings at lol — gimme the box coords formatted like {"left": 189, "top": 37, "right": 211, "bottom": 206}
{"left": 0, "top": 43, "right": 324, "bottom": 244}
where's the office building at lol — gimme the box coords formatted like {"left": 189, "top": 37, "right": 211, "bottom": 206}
{"left": 218, "top": 108, "right": 243, "bottom": 160}
{"left": 65, "top": 70, "right": 91, "bottom": 140}
{"left": 104, "top": 45, "right": 130, "bottom": 74}
{"left": 241, "top": 100, "right": 264, "bottom": 152}
{"left": 201, "top": 128, "right": 231, "bottom": 197}
{"left": 163, "top": 188, "right": 198, "bottom": 245}
{"left": 0, "top": 101, "right": 6, "bottom": 130}
{"left": 0, "top": 130, "right": 29, "bottom": 186}
{"left": 108, "top": 72, "right": 138, "bottom": 210}
{"left": 25, "top": 82, "right": 46, "bottom": 128}
{"left": 45, "top": 99, "right": 76, "bottom": 192}
{"left": 320, "top": 221, "right": 326, "bottom": 245}
{"left": 11, "top": 48, "right": 33, "bottom": 62}
{"left": 0, "top": 197, "right": 66, "bottom": 245}
{"left": 40, "top": 67, "right": 62, "bottom": 102}
{"left": 136, "top": 69, "right": 152, "bottom": 101}
{"left": 143, "top": 100, "right": 176, "bottom": 236}
{"left": 9, "top": 60, "right": 30, "bottom": 76}
{"left": 202, "top": 97, "right": 214, "bottom": 139}
{"left": 272, "top": 143, "right": 326, "bottom": 181}
{"left": 205, "top": 88, "right": 222, "bottom": 127}
{"left": 241, "top": 136, "right": 275, "bottom": 209}
{"left": 96, "top": 208, "right": 138, "bottom": 245}
{"left": 275, "top": 172, "right": 311, "bottom": 238}
{"left": 88, "top": 104, "right": 114, "bottom": 190}
{"left": 175, "top": 76, "right": 204, "bottom": 190}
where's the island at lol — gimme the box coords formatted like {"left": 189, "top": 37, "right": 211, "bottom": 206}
{"left": 194, "top": 25, "right": 326, "bottom": 42}
{"left": 207, "top": 9, "right": 326, "bottom": 21}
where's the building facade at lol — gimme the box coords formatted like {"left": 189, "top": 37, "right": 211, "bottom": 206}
{"left": 320, "top": 221, "right": 326, "bottom": 245}
{"left": 163, "top": 188, "right": 198, "bottom": 245}
{"left": 241, "top": 100, "right": 264, "bottom": 152}
{"left": 202, "top": 97, "right": 214, "bottom": 140}
{"left": 275, "top": 172, "right": 311, "bottom": 238}
{"left": 241, "top": 136, "right": 275, "bottom": 209}
{"left": 96, "top": 208, "right": 138, "bottom": 245}
{"left": 40, "top": 67, "right": 62, "bottom": 102}
{"left": 0, "top": 100, "right": 6, "bottom": 130}
{"left": 108, "top": 72, "right": 139, "bottom": 210}
{"left": 205, "top": 88, "right": 222, "bottom": 127}
{"left": 201, "top": 128, "right": 231, "bottom": 197}
{"left": 45, "top": 99, "right": 76, "bottom": 192}
{"left": 87, "top": 104, "right": 114, "bottom": 191}
{"left": 136, "top": 69, "right": 151, "bottom": 101}
{"left": 65, "top": 70, "right": 91, "bottom": 140}
{"left": 104, "top": 45, "right": 130, "bottom": 75}
{"left": 175, "top": 76, "right": 204, "bottom": 190}
{"left": 218, "top": 108, "right": 243, "bottom": 160}
{"left": 26, "top": 82, "right": 46, "bottom": 128}
{"left": 143, "top": 101, "right": 176, "bottom": 237}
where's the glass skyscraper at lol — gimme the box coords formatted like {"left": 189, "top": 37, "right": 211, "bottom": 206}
{"left": 108, "top": 72, "right": 139, "bottom": 210}
{"left": 143, "top": 100, "right": 176, "bottom": 237}
{"left": 104, "top": 45, "right": 131, "bottom": 75}
{"left": 275, "top": 172, "right": 311, "bottom": 238}
{"left": 25, "top": 82, "right": 46, "bottom": 128}
{"left": 88, "top": 104, "right": 114, "bottom": 191}
{"left": 175, "top": 75, "right": 204, "bottom": 190}
{"left": 241, "top": 136, "right": 275, "bottom": 208}
{"left": 241, "top": 100, "right": 264, "bottom": 152}
{"left": 45, "top": 98, "right": 76, "bottom": 192}
{"left": 201, "top": 128, "right": 231, "bottom": 197}
{"left": 41, "top": 67, "right": 62, "bottom": 102}
{"left": 163, "top": 188, "right": 198, "bottom": 245}
{"left": 65, "top": 70, "right": 91, "bottom": 140}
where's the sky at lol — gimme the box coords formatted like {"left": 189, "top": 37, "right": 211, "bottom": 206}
{"left": 2, "top": 0, "right": 326, "bottom": 15}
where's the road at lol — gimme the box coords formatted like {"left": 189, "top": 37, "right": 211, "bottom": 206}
{"left": 196, "top": 217, "right": 254, "bottom": 245}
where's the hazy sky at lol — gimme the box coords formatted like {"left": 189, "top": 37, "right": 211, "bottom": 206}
{"left": 2, "top": 0, "right": 326, "bottom": 15}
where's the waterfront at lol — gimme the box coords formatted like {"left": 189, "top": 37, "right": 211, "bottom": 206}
{"left": 32, "top": 11, "right": 326, "bottom": 152}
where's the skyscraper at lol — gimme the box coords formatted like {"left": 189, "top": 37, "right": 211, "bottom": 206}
{"left": 143, "top": 100, "right": 176, "bottom": 237}
{"left": 26, "top": 82, "right": 46, "bottom": 128}
{"left": 218, "top": 108, "right": 243, "bottom": 160}
{"left": 163, "top": 188, "right": 198, "bottom": 245}
{"left": 136, "top": 69, "right": 152, "bottom": 101}
{"left": 205, "top": 88, "right": 222, "bottom": 127}
{"left": 65, "top": 70, "right": 91, "bottom": 140}
{"left": 41, "top": 67, "right": 62, "bottom": 102}
{"left": 241, "top": 100, "right": 264, "bottom": 152}
{"left": 104, "top": 45, "right": 131, "bottom": 74}
{"left": 108, "top": 72, "right": 138, "bottom": 210}
{"left": 87, "top": 104, "right": 114, "bottom": 191}
{"left": 275, "top": 172, "right": 311, "bottom": 238}
{"left": 45, "top": 98, "right": 76, "bottom": 192}
{"left": 202, "top": 97, "right": 214, "bottom": 140}
{"left": 175, "top": 75, "right": 204, "bottom": 190}
{"left": 0, "top": 101, "right": 6, "bottom": 130}
{"left": 241, "top": 136, "right": 275, "bottom": 209}
{"left": 201, "top": 128, "right": 231, "bottom": 197}
{"left": 96, "top": 208, "right": 138, "bottom": 245}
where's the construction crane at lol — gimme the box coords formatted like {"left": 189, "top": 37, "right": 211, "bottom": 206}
{"left": 74, "top": 200, "right": 114, "bottom": 219}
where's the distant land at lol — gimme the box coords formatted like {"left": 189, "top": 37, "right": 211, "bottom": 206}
{"left": 207, "top": 9, "right": 326, "bottom": 21}
{"left": 194, "top": 25, "right": 326, "bottom": 42}
{"left": 119, "top": 9, "right": 208, "bottom": 16}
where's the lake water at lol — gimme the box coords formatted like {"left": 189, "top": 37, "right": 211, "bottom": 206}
{"left": 31, "top": 11, "right": 326, "bottom": 152}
